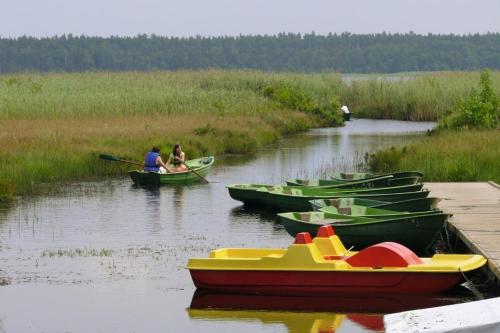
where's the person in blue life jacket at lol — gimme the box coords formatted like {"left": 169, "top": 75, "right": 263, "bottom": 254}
{"left": 144, "top": 146, "right": 171, "bottom": 174}
{"left": 166, "top": 143, "right": 187, "bottom": 173}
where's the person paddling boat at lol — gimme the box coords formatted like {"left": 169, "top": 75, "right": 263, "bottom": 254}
{"left": 144, "top": 146, "right": 172, "bottom": 174}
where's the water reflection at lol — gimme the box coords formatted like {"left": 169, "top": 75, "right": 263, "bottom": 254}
{"left": 189, "top": 290, "right": 462, "bottom": 314}
{"left": 189, "top": 291, "right": 463, "bottom": 333}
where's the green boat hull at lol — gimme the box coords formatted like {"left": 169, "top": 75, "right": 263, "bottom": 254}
{"left": 278, "top": 211, "right": 448, "bottom": 252}
{"left": 261, "top": 190, "right": 430, "bottom": 212}
{"left": 228, "top": 183, "right": 424, "bottom": 207}
{"left": 310, "top": 197, "right": 442, "bottom": 212}
{"left": 286, "top": 176, "right": 418, "bottom": 187}
{"left": 128, "top": 156, "right": 214, "bottom": 186}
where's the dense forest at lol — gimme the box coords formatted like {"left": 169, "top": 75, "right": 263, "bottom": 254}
{"left": 1, "top": 33, "right": 499, "bottom": 73}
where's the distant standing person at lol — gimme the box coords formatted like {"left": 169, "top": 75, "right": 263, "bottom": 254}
{"left": 144, "top": 146, "right": 171, "bottom": 174}
{"left": 167, "top": 144, "right": 187, "bottom": 172}
{"left": 341, "top": 105, "right": 351, "bottom": 121}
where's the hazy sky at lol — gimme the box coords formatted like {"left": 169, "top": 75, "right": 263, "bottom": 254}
{"left": 1, "top": 0, "right": 499, "bottom": 38}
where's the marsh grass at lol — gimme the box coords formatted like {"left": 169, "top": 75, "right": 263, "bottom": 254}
{"left": 1, "top": 70, "right": 499, "bottom": 196}
{"left": 368, "top": 130, "right": 500, "bottom": 182}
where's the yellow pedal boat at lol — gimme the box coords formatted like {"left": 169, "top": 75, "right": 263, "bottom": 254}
{"left": 187, "top": 225, "right": 486, "bottom": 294}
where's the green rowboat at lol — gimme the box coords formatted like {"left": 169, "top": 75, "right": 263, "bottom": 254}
{"left": 258, "top": 188, "right": 430, "bottom": 211}
{"left": 228, "top": 183, "right": 424, "bottom": 207}
{"left": 128, "top": 156, "right": 214, "bottom": 186}
{"left": 310, "top": 197, "right": 442, "bottom": 212}
{"left": 286, "top": 175, "right": 419, "bottom": 187}
{"left": 330, "top": 171, "right": 423, "bottom": 182}
{"left": 278, "top": 211, "right": 448, "bottom": 252}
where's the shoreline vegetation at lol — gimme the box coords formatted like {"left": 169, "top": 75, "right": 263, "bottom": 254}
{"left": 0, "top": 70, "right": 499, "bottom": 200}
{"left": 368, "top": 71, "right": 499, "bottom": 182}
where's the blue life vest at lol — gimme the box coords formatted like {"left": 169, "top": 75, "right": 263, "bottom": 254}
{"left": 144, "top": 152, "right": 160, "bottom": 172}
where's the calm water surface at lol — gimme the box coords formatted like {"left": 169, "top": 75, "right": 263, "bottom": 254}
{"left": 0, "top": 119, "right": 467, "bottom": 333}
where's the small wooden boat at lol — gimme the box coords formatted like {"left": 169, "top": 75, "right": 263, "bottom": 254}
{"left": 287, "top": 176, "right": 419, "bottom": 187}
{"left": 228, "top": 183, "right": 424, "bottom": 208}
{"left": 310, "top": 197, "right": 441, "bottom": 212}
{"left": 258, "top": 188, "right": 429, "bottom": 211}
{"left": 187, "top": 225, "right": 486, "bottom": 294}
{"left": 330, "top": 171, "right": 423, "bottom": 182}
{"left": 278, "top": 211, "right": 449, "bottom": 251}
{"left": 128, "top": 156, "right": 214, "bottom": 185}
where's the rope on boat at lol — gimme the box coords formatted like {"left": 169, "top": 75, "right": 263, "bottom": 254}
{"left": 444, "top": 223, "right": 452, "bottom": 251}
{"left": 459, "top": 267, "right": 484, "bottom": 300}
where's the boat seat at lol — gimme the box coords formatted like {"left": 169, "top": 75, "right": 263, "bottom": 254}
{"left": 299, "top": 212, "right": 311, "bottom": 222}
{"left": 328, "top": 199, "right": 341, "bottom": 208}
{"left": 338, "top": 207, "right": 352, "bottom": 215}
{"left": 294, "top": 232, "right": 312, "bottom": 244}
{"left": 345, "top": 242, "right": 423, "bottom": 268}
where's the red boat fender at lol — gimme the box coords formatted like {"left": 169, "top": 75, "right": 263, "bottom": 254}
{"left": 294, "top": 232, "right": 312, "bottom": 244}
{"left": 345, "top": 242, "right": 423, "bottom": 268}
{"left": 316, "top": 225, "right": 335, "bottom": 237}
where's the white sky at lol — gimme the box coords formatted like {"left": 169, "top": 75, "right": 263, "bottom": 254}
{"left": 1, "top": 0, "right": 499, "bottom": 37}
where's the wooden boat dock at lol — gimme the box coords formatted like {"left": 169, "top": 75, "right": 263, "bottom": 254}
{"left": 426, "top": 182, "right": 500, "bottom": 284}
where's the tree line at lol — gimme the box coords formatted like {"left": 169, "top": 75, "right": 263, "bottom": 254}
{"left": 1, "top": 32, "right": 499, "bottom": 73}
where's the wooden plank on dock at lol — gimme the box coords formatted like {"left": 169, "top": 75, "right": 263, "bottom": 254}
{"left": 426, "top": 182, "right": 500, "bottom": 281}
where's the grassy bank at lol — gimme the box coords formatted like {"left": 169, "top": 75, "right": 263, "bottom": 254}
{"left": 367, "top": 129, "right": 500, "bottom": 182}
{"left": 0, "top": 71, "right": 338, "bottom": 198}
{"left": 343, "top": 72, "right": 500, "bottom": 121}
{"left": 1, "top": 70, "right": 499, "bottom": 198}
{"left": 368, "top": 71, "right": 499, "bottom": 182}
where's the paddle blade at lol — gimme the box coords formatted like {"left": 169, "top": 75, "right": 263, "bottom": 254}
{"left": 99, "top": 154, "right": 120, "bottom": 162}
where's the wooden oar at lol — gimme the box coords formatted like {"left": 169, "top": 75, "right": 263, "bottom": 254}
{"left": 177, "top": 158, "right": 209, "bottom": 184}
{"left": 99, "top": 153, "right": 143, "bottom": 166}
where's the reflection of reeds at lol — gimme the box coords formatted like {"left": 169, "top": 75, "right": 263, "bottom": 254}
{"left": 368, "top": 130, "right": 500, "bottom": 182}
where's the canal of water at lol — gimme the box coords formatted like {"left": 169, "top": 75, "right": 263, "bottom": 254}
{"left": 1, "top": 119, "right": 476, "bottom": 332}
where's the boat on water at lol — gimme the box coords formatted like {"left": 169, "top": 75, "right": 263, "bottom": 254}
{"left": 287, "top": 175, "right": 419, "bottom": 187}
{"left": 255, "top": 188, "right": 430, "bottom": 211}
{"left": 228, "top": 183, "right": 424, "bottom": 208}
{"left": 330, "top": 171, "right": 423, "bottom": 182}
{"left": 128, "top": 156, "right": 214, "bottom": 186}
{"left": 187, "top": 225, "right": 486, "bottom": 294}
{"left": 278, "top": 211, "right": 449, "bottom": 252}
{"left": 310, "top": 197, "right": 441, "bottom": 212}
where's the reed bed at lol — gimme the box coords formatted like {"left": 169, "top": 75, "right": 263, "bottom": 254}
{"left": 368, "top": 129, "right": 500, "bottom": 182}
{"left": 1, "top": 70, "right": 499, "bottom": 197}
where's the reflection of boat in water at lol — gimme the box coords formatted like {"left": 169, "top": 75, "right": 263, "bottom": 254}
{"left": 190, "top": 289, "right": 462, "bottom": 315}
{"left": 189, "top": 291, "right": 464, "bottom": 333}
{"left": 188, "top": 307, "right": 352, "bottom": 333}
